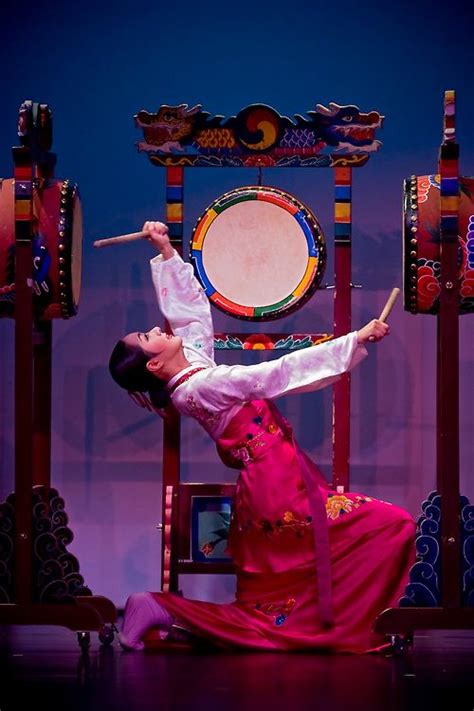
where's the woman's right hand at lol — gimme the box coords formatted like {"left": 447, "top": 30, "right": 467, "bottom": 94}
{"left": 143, "top": 221, "right": 174, "bottom": 258}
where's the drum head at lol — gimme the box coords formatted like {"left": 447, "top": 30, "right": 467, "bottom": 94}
{"left": 191, "top": 186, "right": 326, "bottom": 320}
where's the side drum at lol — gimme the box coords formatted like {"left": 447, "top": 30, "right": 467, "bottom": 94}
{"left": 0, "top": 178, "right": 82, "bottom": 319}
{"left": 403, "top": 174, "right": 474, "bottom": 314}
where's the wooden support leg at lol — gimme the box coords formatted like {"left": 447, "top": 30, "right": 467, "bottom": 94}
{"left": 333, "top": 167, "right": 352, "bottom": 492}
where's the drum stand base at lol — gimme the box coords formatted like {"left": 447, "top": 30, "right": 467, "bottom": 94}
{"left": 0, "top": 598, "right": 118, "bottom": 650}
{"left": 375, "top": 607, "right": 474, "bottom": 637}
{"left": 0, "top": 485, "right": 118, "bottom": 648}
{"left": 0, "top": 597, "right": 117, "bottom": 629}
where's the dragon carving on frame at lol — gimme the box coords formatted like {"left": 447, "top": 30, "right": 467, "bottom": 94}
{"left": 134, "top": 102, "right": 383, "bottom": 167}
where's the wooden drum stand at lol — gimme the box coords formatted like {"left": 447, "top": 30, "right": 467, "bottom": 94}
{"left": 0, "top": 101, "right": 117, "bottom": 651}
{"left": 375, "top": 91, "right": 474, "bottom": 650}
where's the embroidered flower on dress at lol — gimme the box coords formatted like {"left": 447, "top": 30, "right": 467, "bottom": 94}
{"left": 259, "top": 519, "right": 274, "bottom": 534}
{"left": 228, "top": 423, "right": 280, "bottom": 464}
{"left": 251, "top": 512, "right": 312, "bottom": 537}
{"left": 255, "top": 598, "right": 296, "bottom": 626}
{"left": 325, "top": 493, "right": 375, "bottom": 520}
{"left": 185, "top": 395, "right": 221, "bottom": 428}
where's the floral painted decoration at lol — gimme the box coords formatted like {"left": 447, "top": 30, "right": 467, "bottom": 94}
{"left": 200, "top": 511, "right": 231, "bottom": 558}
{"left": 243, "top": 334, "right": 274, "bottom": 350}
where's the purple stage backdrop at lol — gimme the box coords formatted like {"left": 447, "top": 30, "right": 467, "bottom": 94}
{"left": 0, "top": 0, "right": 473, "bottom": 607}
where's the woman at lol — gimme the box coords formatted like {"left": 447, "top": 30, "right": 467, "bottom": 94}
{"left": 109, "top": 221, "right": 415, "bottom": 653}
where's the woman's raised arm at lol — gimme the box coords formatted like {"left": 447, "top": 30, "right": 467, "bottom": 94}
{"left": 144, "top": 221, "right": 215, "bottom": 364}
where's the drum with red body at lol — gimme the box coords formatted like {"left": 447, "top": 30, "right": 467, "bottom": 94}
{"left": 403, "top": 174, "right": 474, "bottom": 314}
{"left": 0, "top": 178, "right": 82, "bottom": 319}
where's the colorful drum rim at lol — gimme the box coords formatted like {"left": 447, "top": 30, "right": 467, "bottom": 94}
{"left": 403, "top": 174, "right": 474, "bottom": 315}
{"left": 190, "top": 185, "right": 326, "bottom": 321}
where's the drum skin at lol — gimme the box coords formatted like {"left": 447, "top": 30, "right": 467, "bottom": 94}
{"left": 0, "top": 178, "right": 82, "bottom": 319}
{"left": 404, "top": 174, "right": 474, "bottom": 315}
{"left": 191, "top": 185, "right": 326, "bottom": 321}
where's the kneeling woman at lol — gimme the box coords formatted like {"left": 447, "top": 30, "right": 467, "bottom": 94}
{"left": 109, "top": 221, "right": 415, "bottom": 653}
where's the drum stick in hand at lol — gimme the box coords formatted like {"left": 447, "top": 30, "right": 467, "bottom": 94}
{"left": 368, "top": 287, "right": 400, "bottom": 341}
{"left": 93, "top": 230, "right": 147, "bottom": 248}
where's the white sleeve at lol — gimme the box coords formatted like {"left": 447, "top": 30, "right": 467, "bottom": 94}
{"left": 150, "top": 251, "right": 215, "bottom": 363}
{"left": 193, "top": 332, "right": 367, "bottom": 410}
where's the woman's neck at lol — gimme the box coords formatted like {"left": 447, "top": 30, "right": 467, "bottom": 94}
{"left": 160, "top": 353, "right": 193, "bottom": 383}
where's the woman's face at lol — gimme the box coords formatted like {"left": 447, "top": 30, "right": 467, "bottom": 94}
{"left": 123, "top": 327, "right": 183, "bottom": 363}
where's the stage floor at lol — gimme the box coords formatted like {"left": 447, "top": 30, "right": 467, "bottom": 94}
{"left": 1, "top": 623, "right": 474, "bottom": 710}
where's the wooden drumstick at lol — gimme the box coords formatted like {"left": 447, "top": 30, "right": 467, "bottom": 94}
{"left": 93, "top": 230, "right": 147, "bottom": 248}
{"left": 368, "top": 287, "right": 400, "bottom": 341}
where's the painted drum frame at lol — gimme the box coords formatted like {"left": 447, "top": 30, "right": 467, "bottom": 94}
{"left": 403, "top": 174, "right": 474, "bottom": 315}
{"left": 0, "top": 178, "right": 83, "bottom": 319}
{"left": 190, "top": 185, "right": 326, "bottom": 321}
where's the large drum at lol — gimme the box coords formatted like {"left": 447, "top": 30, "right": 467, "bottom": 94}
{"left": 403, "top": 174, "right": 474, "bottom": 314}
{"left": 0, "top": 178, "right": 82, "bottom": 319}
{"left": 191, "top": 186, "right": 326, "bottom": 320}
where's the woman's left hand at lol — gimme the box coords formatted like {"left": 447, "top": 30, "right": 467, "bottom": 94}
{"left": 357, "top": 319, "right": 390, "bottom": 344}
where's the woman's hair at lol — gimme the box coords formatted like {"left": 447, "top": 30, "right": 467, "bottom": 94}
{"left": 109, "top": 339, "right": 170, "bottom": 409}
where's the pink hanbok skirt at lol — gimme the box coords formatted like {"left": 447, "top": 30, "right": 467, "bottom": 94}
{"left": 149, "top": 400, "right": 415, "bottom": 652}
